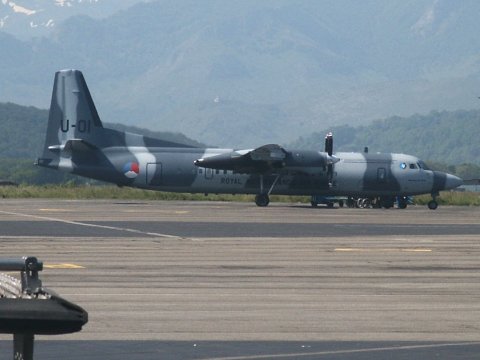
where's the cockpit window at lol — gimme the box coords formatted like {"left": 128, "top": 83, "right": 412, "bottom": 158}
{"left": 417, "top": 161, "right": 430, "bottom": 170}
{"left": 409, "top": 163, "right": 417, "bottom": 169}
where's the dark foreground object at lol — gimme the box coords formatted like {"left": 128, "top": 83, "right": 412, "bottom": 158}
{"left": 0, "top": 257, "right": 88, "bottom": 360}
{"left": 0, "top": 297, "right": 87, "bottom": 335}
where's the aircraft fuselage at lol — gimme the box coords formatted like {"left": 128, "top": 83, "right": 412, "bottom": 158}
{"left": 52, "top": 146, "right": 448, "bottom": 198}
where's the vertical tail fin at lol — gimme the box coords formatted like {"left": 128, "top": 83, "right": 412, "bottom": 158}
{"left": 45, "top": 69, "right": 103, "bottom": 147}
{"left": 37, "top": 69, "right": 104, "bottom": 166}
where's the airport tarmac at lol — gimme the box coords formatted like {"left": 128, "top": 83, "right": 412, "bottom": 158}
{"left": 0, "top": 199, "right": 479, "bottom": 359}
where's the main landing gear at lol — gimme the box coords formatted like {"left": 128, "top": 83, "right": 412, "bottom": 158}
{"left": 255, "top": 193, "right": 270, "bottom": 207}
{"left": 254, "top": 174, "right": 281, "bottom": 207}
{"left": 346, "top": 196, "right": 408, "bottom": 209}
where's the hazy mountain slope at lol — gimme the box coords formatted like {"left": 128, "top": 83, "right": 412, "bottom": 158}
{"left": 1, "top": 101, "right": 477, "bottom": 166}
{"left": 0, "top": 102, "right": 47, "bottom": 158}
{"left": 1, "top": 0, "right": 480, "bottom": 148}
{"left": 0, "top": 101, "right": 478, "bottom": 184}
{"left": 290, "top": 109, "right": 480, "bottom": 166}
{"left": 0, "top": 0, "right": 142, "bottom": 39}
{"left": 0, "top": 102, "right": 204, "bottom": 159}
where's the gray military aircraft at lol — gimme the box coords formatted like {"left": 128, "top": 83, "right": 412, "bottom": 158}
{"left": 36, "top": 69, "right": 462, "bottom": 209}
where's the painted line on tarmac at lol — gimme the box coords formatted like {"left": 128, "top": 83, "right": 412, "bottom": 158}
{"left": 205, "top": 341, "right": 480, "bottom": 360}
{"left": 39, "top": 208, "right": 73, "bottom": 212}
{"left": 44, "top": 263, "right": 85, "bottom": 269}
{"left": 335, "top": 247, "right": 432, "bottom": 252}
{"left": 0, "top": 210, "right": 183, "bottom": 239}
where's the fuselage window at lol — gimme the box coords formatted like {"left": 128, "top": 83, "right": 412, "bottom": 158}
{"left": 417, "top": 161, "right": 430, "bottom": 170}
{"left": 215, "top": 169, "right": 220, "bottom": 175}
{"left": 223, "top": 170, "right": 228, "bottom": 175}
{"left": 205, "top": 168, "right": 214, "bottom": 179}
{"left": 198, "top": 168, "right": 203, "bottom": 174}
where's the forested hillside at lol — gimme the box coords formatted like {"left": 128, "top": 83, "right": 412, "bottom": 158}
{"left": 290, "top": 109, "right": 480, "bottom": 172}
{"left": 0, "top": 103, "right": 48, "bottom": 159}
{"left": 0, "top": 102, "right": 204, "bottom": 184}
{"left": 290, "top": 109, "right": 480, "bottom": 178}
{"left": 0, "top": 102, "right": 204, "bottom": 160}
{"left": 0, "top": 102, "right": 478, "bottom": 184}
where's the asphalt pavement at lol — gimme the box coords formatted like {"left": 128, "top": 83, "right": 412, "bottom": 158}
{"left": 0, "top": 199, "right": 479, "bottom": 359}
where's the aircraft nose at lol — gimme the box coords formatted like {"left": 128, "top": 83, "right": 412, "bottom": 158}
{"left": 433, "top": 171, "right": 463, "bottom": 191}
{"left": 445, "top": 174, "right": 463, "bottom": 190}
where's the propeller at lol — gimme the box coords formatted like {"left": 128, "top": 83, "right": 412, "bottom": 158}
{"left": 325, "top": 132, "right": 334, "bottom": 186}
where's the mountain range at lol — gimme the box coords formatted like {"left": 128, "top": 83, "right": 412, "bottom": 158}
{"left": 0, "top": 0, "right": 140, "bottom": 39}
{"left": 1, "top": 0, "right": 480, "bottom": 148}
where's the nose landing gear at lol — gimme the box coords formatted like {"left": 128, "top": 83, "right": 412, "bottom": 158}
{"left": 428, "top": 192, "right": 439, "bottom": 210}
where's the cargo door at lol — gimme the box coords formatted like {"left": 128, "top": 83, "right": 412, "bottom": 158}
{"left": 146, "top": 163, "right": 163, "bottom": 186}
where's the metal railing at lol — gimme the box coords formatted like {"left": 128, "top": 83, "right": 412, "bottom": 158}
{"left": 0, "top": 256, "right": 88, "bottom": 360}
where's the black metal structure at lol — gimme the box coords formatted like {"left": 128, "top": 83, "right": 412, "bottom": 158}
{"left": 0, "top": 257, "right": 88, "bottom": 360}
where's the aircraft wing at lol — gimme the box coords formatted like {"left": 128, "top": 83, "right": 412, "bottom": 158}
{"left": 194, "top": 144, "right": 287, "bottom": 173}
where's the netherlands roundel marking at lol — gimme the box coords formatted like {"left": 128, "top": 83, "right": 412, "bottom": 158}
{"left": 123, "top": 162, "right": 140, "bottom": 179}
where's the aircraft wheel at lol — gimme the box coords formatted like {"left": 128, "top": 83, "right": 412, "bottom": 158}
{"left": 380, "top": 197, "right": 394, "bottom": 209}
{"left": 327, "top": 202, "right": 334, "bottom": 208}
{"left": 363, "top": 198, "right": 371, "bottom": 209}
{"left": 310, "top": 201, "right": 318, "bottom": 207}
{"left": 356, "top": 198, "right": 363, "bottom": 208}
{"left": 255, "top": 194, "right": 270, "bottom": 207}
{"left": 427, "top": 200, "right": 438, "bottom": 210}
{"left": 398, "top": 197, "right": 407, "bottom": 209}
{"left": 339, "top": 200, "right": 344, "bottom": 208}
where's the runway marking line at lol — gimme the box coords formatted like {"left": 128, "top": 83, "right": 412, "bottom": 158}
{"left": 334, "top": 248, "right": 432, "bottom": 252}
{"left": 39, "top": 208, "right": 72, "bottom": 212}
{"left": 0, "top": 210, "right": 183, "bottom": 239}
{"left": 44, "top": 264, "right": 85, "bottom": 269}
{"left": 205, "top": 341, "right": 480, "bottom": 360}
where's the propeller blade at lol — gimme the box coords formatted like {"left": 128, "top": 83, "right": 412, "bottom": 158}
{"left": 324, "top": 132, "right": 334, "bottom": 186}
{"left": 325, "top": 132, "right": 333, "bottom": 156}
{"left": 328, "top": 166, "right": 333, "bottom": 185}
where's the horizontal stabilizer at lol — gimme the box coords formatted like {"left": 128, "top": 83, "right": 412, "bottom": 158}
{"left": 48, "top": 139, "right": 97, "bottom": 154}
